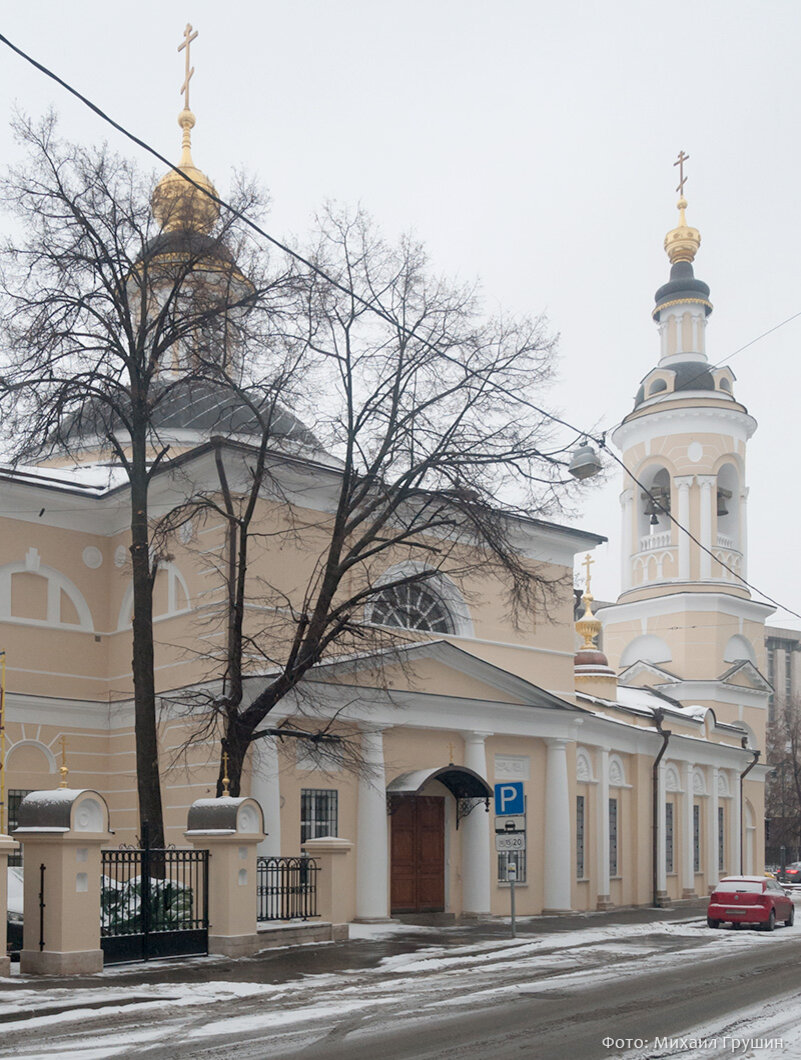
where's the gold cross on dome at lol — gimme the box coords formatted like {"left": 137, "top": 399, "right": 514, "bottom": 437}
{"left": 178, "top": 23, "right": 199, "bottom": 109}
{"left": 674, "top": 150, "right": 690, "bottom": 196}
{"left": 582, "top": 552, "right": 594, "bottom": 593}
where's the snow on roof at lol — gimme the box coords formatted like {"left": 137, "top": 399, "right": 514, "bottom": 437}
{"left": 0, "top": 461, "right": 128, "bottom": 494}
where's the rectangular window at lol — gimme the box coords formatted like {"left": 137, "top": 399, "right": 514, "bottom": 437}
{"left": 498, "top": 850, "right": 526, "bottom": 883}
{"left": 7, "top": 790, "right": 31, "bottom": 867}
{"left": 609, "top": 798, "right": 618, "bottom": 877}
{"left": 693, "top": 803, "right": 700, "bottom": 873}
{"left": 300, "top": 789, "right": 338, "bottom": 844}
{"left": 576, "top": 795, "right": 585, "bottom": 879}
{"left": 718, "top": 805, "right": 725, "bottom": 873}
{"left": 665, "top": 802, "right": 674, "bottom": 874}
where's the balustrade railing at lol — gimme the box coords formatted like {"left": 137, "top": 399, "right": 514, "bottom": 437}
{"left": 638, "top": 531, "right": 672, "bottom": 552}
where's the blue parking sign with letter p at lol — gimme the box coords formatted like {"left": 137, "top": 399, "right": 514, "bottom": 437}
{"left": 494, "top": 782, "right": 524, "bottom": 815}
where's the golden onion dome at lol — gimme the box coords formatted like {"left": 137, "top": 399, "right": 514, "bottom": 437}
{"left": 151, "top": 107, "right": 219, "bottom": 235}
{"left": 664, "top": 196, "right": 701, "bottom": 265}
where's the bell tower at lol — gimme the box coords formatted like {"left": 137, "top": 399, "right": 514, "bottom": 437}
{"left": 599, "top": 157, "right": 773, "bottom": 737}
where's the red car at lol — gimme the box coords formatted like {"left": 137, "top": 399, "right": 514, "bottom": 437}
{"left": 707, "top": 876, "right": 795, "bottom": 931}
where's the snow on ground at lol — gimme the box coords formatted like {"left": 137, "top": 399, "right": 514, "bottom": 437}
{"left": 622, "top": 988, "right": 801, "bottom": 1060}
{"left": 2, "top": 914, "right": 800, "bottom": 1057}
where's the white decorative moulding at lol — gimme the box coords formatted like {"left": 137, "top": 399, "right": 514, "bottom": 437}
{"left": 494, "top": 754, "right": 530, "bottom": 781}
{"left": 114, "top": 545, "right": 127, "bottom": 568}
{"left": 687, "top": 441, "right": 703, "bottom": 463}
{"left": 82, "top": 546, "right": 103, "bottom": 569}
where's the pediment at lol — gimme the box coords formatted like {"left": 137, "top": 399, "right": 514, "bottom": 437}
{"left": 302, "top": 639, "right": 586, "bottom": 712}
{"left": 717, "top": 659, "right": 772, "bottom": 692}
{"left": 618, "top": 659, "right": 680, "bottom": 689}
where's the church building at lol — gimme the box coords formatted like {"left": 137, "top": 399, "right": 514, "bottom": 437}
{"left": 0, "top": 76, "right": 769, "bottom": 923}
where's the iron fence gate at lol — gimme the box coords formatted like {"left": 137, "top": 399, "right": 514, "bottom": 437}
{"left": 101, "top": 835, "right": 209, "bottom": 965}
{"left": 256, "top": 856, "right": 319, "bottom": 921}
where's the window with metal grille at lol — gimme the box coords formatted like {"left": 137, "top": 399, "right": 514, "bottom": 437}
{"left": 497, "top": 850, "right": 526, "bottom": 883}
{"left": 609, "top": 798, "right": 618, "bottom": 877}
{"left": 693, "top": 803, "right": 700, "bottom": 873}
{"left": 665, "top": 802, "right": 674, "bottom": 874}
{"left": 718, "top": 805, "right": 725, "bottom": 873}
{"left": 300, "top": 789, "right": 338, "bottom": 844}
{"left": 7, "top": 790, "right": 31, "bottom": 866}
{"left": 576, "top": 795, "right": 585, "bottom": 878}
{"left": 369, "top": 583, "right": 454, "bottom": 634}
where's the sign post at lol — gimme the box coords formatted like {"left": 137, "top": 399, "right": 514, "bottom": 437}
{"left": 507, "top": 858, "right": 517, "bottom": 937}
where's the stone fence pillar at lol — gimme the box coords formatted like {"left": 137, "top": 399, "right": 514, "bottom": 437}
{"left": 185, "top": 796, "right": 265, "bottom": 957}
{"left": 0, "top": 834, "right": 19, "bottom": 976}
{"left": 302, "top": 836, "right": 355, "bottom": 928}
{"left": 14, "top": 789, "right": 112, "bottom": 975}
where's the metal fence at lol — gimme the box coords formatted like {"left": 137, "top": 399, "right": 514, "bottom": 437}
{"left": 101, "top": 843, "right": 209, "bottom": 964}
{"left": 256, "top": 856, "right": 319, "bottom": 921}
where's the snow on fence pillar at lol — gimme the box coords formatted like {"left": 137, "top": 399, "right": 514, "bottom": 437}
{"left": 302, "top": 836, "right": 354, "bottom": 929}
{"left": 14, "top": 789, "right": 111, "bottom": 975}
{"left": 0, "top": 833, "right": 19, "bottom": 976}
{"left": 186, "top": 796, "right": 265, "bottom": 957}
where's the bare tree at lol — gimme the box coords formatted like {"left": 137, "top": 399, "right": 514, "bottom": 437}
{"left": 766, "top": 698, "right": 801, "bottom": 864}
{"left": 0, "top": 114, "right": 291, "bottom": 845}
{"left": 161, "top": 207, "right": 583, "bottom": 796}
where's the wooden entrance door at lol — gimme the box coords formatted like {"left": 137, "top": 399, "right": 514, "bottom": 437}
{"left": 390, "top": 795, "right": 445, "bottom": 913}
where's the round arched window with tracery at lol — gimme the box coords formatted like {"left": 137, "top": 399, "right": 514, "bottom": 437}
{"left": 369, "top": 581, "right": 455, "bottom": 633}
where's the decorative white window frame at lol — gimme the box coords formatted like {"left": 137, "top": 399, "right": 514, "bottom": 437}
{"left": 364, "top": 561, "right": 474, "bottom": 637}
{"left": 0, "top": 556, "right": 94, "bottom": 631}
{"left": 608, "top": 753, "right": 627, "bottom": 788}
{"left": 117, "top": 562, "right": 191, "bottom": 630}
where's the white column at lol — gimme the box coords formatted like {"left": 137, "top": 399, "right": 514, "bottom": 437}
{"left": 675, "top": 476, "right": 693, "bottom": 581}
{"left": 620, "top": 489, "right": 634, "bottom": 591}
{"left": 462, "top": 731, "right": 492, "bottom": 915}
{"left": 739, "top": 487, "right": 749, "bottom": 579}
{"left": 544, "top": 738, "right": 572, "bottom": 913}
{"left": 698, "top": 475, "right": 716, "bottom": 580}
{"left": 707, "top": 768, "right": 719, "bottom": 890}
{"left": 355, "top": 727, "right": 390, "bottom": 921}
{"left": 596, "top": 747, "right": 611, "bottom": 908}
{"left": 656, "top": 762, "right": 667, "bottom": 897}
{"left": 681, "top": 761, "right": 696, "bottom": 897}
{"left": 251, "top": 737, "right": 282, "bottom": 857}
{"left": 730, "top": 770, "right": 742, "bottom": 874}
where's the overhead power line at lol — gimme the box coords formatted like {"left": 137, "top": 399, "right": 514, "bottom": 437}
{"left": 0, "top": 31, "right": 798, "bottom": 623}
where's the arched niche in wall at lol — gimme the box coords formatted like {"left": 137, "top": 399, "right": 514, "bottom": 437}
{"left": 576, "top": 747, "right": 594, "bottom": 782}
{"left": 723, "top": 634, "right": 756, "bottom": 666}
{"left": 365, "top": 562, "right": 474, "bottom": 637}
{"left": 619, "top": 634, "right": 672, "bottom": 667}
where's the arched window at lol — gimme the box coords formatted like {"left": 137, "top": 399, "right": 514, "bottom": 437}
{"left": 649, "top": 378, "right": 668, "bottom": 396}
{"left": 369, "top": 581, "right": 455, "bottom": 634}
{"left": 366, "top": 563, "right": 473, "bottom": 636}
{"left": 639, "top": 466, "right": 671, "bottom": 539}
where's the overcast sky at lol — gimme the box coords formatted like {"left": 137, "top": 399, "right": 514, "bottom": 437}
{"left": 0, "top": 1, "right": 797, "bottom": 628}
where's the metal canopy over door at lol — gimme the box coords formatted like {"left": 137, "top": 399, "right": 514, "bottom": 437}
{"left": 391, "top": 795, "right": 445, "bottom": 913}
{"left": 101, "top": 831, "right": 208, "bottom": 965}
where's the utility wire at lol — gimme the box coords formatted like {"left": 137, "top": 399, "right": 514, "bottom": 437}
{"left": 1, "top": 31, "right": 799, "bottom": 624}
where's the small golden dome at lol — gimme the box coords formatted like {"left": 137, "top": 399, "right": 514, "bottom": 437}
{"left": 152, "top": 108, "right": 219, "bottom": 235}
{"left": 664, "top": 196, "right": 701, "bottom": 264}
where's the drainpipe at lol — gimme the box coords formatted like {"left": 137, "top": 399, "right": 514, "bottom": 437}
{"left": 652, "top": 708, "right": 671, "bottom": 907}
{"left": 739, "top": 739, "right": 761, "bottom": 874}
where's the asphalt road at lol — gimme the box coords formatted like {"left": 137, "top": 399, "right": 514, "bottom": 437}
{"left": 4, "top": 915, "right": 800, "bottom": 1060}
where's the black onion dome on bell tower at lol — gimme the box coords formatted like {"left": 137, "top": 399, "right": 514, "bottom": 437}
{"left": 653, "top": 260, "right": 712, "bottom": 319}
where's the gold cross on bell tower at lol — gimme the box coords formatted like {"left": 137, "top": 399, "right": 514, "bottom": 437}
{"left": 178, "top": 23, "right": 198, "bottom": 110}
{"left": 674, "top": 150, "right": 690, "bottom": 196}
{"left": 582, "top": 552, "right": 594, "bottom": 594}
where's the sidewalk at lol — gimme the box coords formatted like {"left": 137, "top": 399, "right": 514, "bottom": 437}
{"left": 2, "top": 899, "right": 709, "bottom": 1001}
